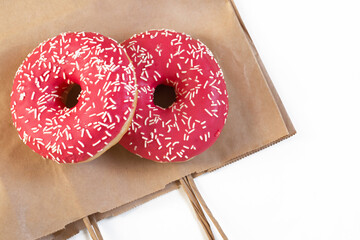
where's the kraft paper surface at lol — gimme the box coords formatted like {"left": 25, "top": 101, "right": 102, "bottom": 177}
{"left": 0, "top": 0, "right": 295, "bottom": 239}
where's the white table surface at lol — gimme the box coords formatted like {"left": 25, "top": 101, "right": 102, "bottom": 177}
{"left": 71, "top": 0, "right": 360, "bottom": 239}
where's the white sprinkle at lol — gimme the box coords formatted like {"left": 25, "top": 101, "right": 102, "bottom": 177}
{"left": 76, "top": 147, "right": 84, "bottom": 153}
{"left": 98, "top": 122, "right": 110, "bottom": 128}
{"left": 106, "top": 112, "right": 112, "bottom": 123}
{"left": 203, "top": 80, "right": 209, "bottom": 89}
{"left": 154, "top": 70, "right": 161, "bottom": 78}
{"left": 187, "top": 116, "right": 192, "bottom": 129}
{"left": 109, "top": 97, "right": 116, "bottom": 105}
{"left": 92, "top": 140, "right": 101, "bottom": 146}
{"left": 86, "top": 129, "right": 92, "bottom": 139}
{"left": 19, "top": 92, "right": 25, "bottom": 101}
{"left": 205, "top": 109, "right": 213, "bottom": 117}
{"left": 78, "top": 140, "right": 84, "bottom": 147}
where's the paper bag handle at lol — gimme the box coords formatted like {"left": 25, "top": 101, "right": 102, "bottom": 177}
{"left": 180, "top": 175, "right": 228, "bottom": 240}
{"left": 83, "top": 215, "right": 104, "bottom": 240}
{"left": 82, "top": 175, "right": 227, "bottom": 240}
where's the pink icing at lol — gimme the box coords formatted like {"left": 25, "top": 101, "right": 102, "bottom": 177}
{"left": 10, "top": 32, "right": 136, "bottom": 163}
{"left": 120, "top": 29, "right": 229, "bottom": 163}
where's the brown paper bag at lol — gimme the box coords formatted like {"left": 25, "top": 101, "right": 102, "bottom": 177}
{"left": 0, "top": 0, "right": 295, "bottom": 239}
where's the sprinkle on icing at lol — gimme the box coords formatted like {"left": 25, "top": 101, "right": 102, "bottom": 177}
{"left": 120, "top": 29, "right": 229, "bottom": 163}
{"left": 10, "top": 32, "right": 137, "bottom": 163}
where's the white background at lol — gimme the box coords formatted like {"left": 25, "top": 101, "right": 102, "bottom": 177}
{"left": 71, "top": 0, "right": 360, "bottom": 239}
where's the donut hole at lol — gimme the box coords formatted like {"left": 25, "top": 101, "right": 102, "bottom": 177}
{"left": 62, "top": 83, "right": 82, "bottom": 108}
{"left": 153, "top": 84, "right": 177, "bottom": 109}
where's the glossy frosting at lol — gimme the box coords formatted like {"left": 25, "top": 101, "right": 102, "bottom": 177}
{"left": 10, "top": 32, "right": 137, "bottom": 163}
{"left": 120, "top": 29, "right": 229, "bottom": 162}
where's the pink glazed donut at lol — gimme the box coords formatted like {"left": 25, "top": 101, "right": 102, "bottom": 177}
{"left": 10, "top": 32, "right": 137, "bottom": 164}
{"left": 120, "top": 29, "right": 229, "bottom": 163}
